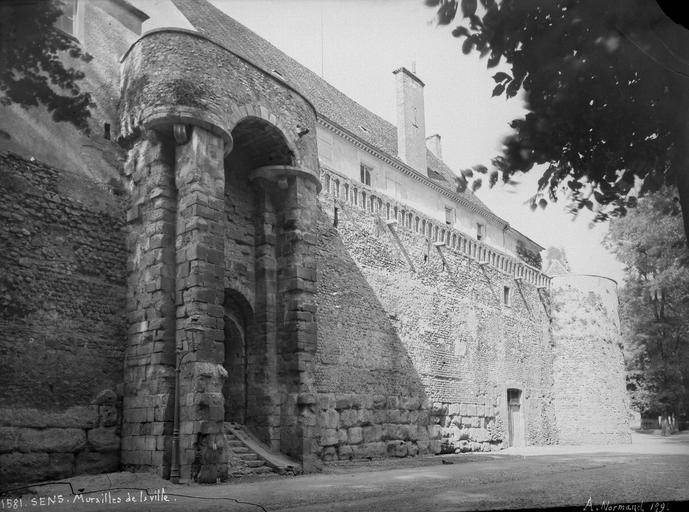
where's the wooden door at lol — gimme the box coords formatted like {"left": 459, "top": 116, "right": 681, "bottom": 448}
{"left": 507, "top": 389, "right": 524, "bottom": 447}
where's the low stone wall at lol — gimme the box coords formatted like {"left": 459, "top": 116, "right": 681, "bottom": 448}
{"left": 314, "top": 393, "right": 436, "bottom": 461}
{"left": 0, "top": 391, "right": 121, "bottom": 484}
{"left": 431, "top": 401, "right": 503, "bottom": 453}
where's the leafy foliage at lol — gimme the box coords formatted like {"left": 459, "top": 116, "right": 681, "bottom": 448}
{"left": 427, "top": 0, "right": 689, "bottom": 240}
{"left": 542, "top": 246, "right": 571, "bottom": 275}
{"left": 515, "top": 241, "right": 542, "bottom": 270}
{"left": 605, "top": 190, "right": 689, "bottom": 417}
{"left": 0, "top": 0, "right": 94, "bottom": 133}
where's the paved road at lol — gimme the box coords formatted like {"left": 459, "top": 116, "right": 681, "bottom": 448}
{"left": 7, "top": 431, "right": 689, "bottom": 512}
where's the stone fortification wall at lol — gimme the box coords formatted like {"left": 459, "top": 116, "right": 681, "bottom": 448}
{"left": 312, "top": 169, "right": 558, "bottom": 461}
{"left": 0, "top": 153, "right": 127, "bottom": 484}
{"left": 550, "top": 275, "right": 630, "bottom": 444}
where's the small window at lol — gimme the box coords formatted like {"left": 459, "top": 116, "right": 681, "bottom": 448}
{"left": 445, "top": 207, "right": 455, "bottom": 226}
{"left": 503, "top": 286, "right": 512, "bottom": 306}
{"left": 476, "top": 223, "right": 485, "bottom": 241}
{"left": 507, "top": 388, "right": 522, "bottom": 405}
{"left": 360, "top": 164, "right": 372, "bottom": 186}
{"left": 55, "top": 0, "right": 77, "bottom": 36}
{"left": 96, "top": 0, "right": 150, "bottom": 35}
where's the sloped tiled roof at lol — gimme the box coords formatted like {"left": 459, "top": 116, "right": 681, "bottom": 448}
{"left": 170, "top": 0, "right": 493, "bottom": 214}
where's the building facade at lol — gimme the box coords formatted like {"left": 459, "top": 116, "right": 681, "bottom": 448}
{"left": 0, "top": 0, "right": 629, "bottom": 484}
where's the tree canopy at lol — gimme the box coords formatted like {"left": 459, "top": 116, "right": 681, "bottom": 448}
{"left": 605, "top": 189, "right": 689, "bottom": 420}
{"left": 0, "top": 0, "right": 94, "bottom": 133}
{"left": 426, "top": 0, "right": 689, "bottom": 242}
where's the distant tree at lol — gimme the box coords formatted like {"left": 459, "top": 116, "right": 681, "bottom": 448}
{"left": 542, "top": 246, "right": 571, "bottom": 275}
{"left": 426, "top": 0, "right": 689, "bottom": 244}
{"left": 605, "top": 189, "right": 689, "bottom": 431}
{"left": 0, "top": 0, "right": 94, "bottom": 133}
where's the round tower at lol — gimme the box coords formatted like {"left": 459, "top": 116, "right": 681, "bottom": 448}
{"left": 549, "top": 274, "right": 630, "bottom": 444}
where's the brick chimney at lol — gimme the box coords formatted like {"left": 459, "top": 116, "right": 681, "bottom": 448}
{"left": 426, "top": 134, "right": 442, "bottom": 160}
{"left": 393, "top": 66, "right": 426, "bottom": 173}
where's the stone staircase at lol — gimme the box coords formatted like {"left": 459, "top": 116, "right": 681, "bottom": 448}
{"left": 224, "top": 422, "right": 301, "bottom": 478}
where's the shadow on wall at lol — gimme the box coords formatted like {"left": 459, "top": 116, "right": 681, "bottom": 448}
{"left": 314, "top": 190, "right": 560, "bottom": 455}
{"left": 313, "top": 206, "right": 439, "bottom": 461}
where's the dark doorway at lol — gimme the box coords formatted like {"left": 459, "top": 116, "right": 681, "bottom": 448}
{"left": 507, "top": 388, "right": 525, "bottom": 447}
{"left": 223, "top": 290, "right": 253, "bottom": 424}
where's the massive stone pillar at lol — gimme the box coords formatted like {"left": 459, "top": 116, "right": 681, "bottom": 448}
{"left": 121, "top": 129, "right": 177, "bottom": 476}
{"left": 249, "top": 186, "right": 280, "bottom": 450}
{"left": 250, "top": 166, "right": 321, "bottom": 472}
{"left": 174, "top": 125, "right": 228, "bottom": 481}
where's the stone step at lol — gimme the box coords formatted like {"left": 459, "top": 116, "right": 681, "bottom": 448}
{"left": 244, "top": 459, "right": 266, "bottom": 468}
{"left": 237, "top": 452, "right": 259, "bottom": 461}
{"left": 229, "top": 465, "right": 273, "bottom": 478}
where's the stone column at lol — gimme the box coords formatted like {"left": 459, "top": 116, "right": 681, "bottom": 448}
{"left": 122, "top": 130, "right": 177, "bottom": 476}
{"left": 251, "top": 185, "right": 281, "bottom": 450}
{"left": 173, "top": 125, "right": 228, "bottom": 481}
{"left": 249, "top": 166, "right": 321, "bottom": 472}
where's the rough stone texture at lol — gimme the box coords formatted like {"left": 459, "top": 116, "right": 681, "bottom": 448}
{"left": 550, "top": 275, "right": 631, "bottom": 444}
{"left": 173, "top": 126, "right": 228, "bottom": 480}
{"left": 0, "top": 153, "right": 126, "bottom": 485}
{"left": 314, "top": 170, "right": 629, "bottom": 458}
{"left": 0, "top": 153, "right": 127, "bottom": 409}
{"left": 0, "top": 6, "right": 628, "bottom": 486}
{"left": 120, "top": 130, "right": 177, "bottom": 478}
{"left": 119, "top": 29, "right": 318, "bottom": 176}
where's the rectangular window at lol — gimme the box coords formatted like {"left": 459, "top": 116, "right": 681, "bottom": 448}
{"left": 503, "top": 286, "right": 512, "bottom": 306}
{"left": 360, "top": 164, "right": 372, "bottom": 186}
{"left": 445, "top": 207, "right": 455, "bottom": 226}
{"left": 55, "top": 0, "right": 77, "bottom": 36}
{"left": 96, "top": 0, "right": 150, "bottom": 35}
{"left": 476, "top": 223, "right": 485, "bottom": 241}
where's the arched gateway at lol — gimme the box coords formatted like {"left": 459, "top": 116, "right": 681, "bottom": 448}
{"left": 120, "top": 29, "right": 322, "bottom": 481}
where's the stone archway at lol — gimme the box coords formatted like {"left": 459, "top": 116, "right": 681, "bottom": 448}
{"left": 223, "top": 289, "right": 254, "bottom": 425}
{"left": 120, "top": 28, "right": 321, "bottom": 479}
{"left": 222, "top": 115, "right": 320, "bottom": 468}
{"left": 223, "top": 116, "right": 294, "bottom": 449}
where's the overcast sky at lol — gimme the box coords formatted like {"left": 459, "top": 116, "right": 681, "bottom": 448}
{"left": 210, "top": 0, "right": 625, "bottom": 283}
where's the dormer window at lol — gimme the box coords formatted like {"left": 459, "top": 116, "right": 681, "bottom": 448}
{"left": 358, "top": 125, "right": 369, "bottom": 134}
{"left": 360, "top": 164, "right": 372, "bottom": 186}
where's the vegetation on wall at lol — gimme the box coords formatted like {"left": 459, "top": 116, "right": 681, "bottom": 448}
{"left": 0, "top": 0, "right": 94, "bottom": 133}
{"left": 516, "top": 241, "right": 542, "bottom": 270}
